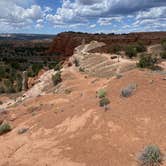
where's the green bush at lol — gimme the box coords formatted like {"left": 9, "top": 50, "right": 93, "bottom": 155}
{"left": 79, "top": 67, "right": 85, "bottom": 72}
{"left": 52, "top": 72, "right": 62, "bottom": 86}
{"left": 135, "top": 42, "right": 146, "bottom": 53}
{"left": 54, "top": 63, "right": 62, "bottom": 71}
{"left": 0, "top": 122, "right": 12, "bottom": 135}
{"left": 125, "top": 45, "right": 137, "bottom": 58}
{"left": 4, "top": 79, "right": 15, "bottom": 93}
{"left": 138, "top": 145, "right": 163, "bottom": 166}
{"left": 137, "top": 55, "right": 157, "bottom": 69}
{"left": 98, "top": 89, "right": 106, "bottom": 98}
{"left": 0, "top": 86, "right": 5, "bottom": 94}
{"left": 161, "top": 39, "right": 166, "bottom": 50}
{"left": 99, "top": 97, "right": 110, "bottom": 107}
{"left": 160, "top": 52, "right": 166, "bottom": 59}
{"left": 110, "top": 45, "right": 121, "bottom": 54}
{"left": 74, "top": 59, "right": 80, "bottom": 67}
{"left": 32, "top": 63, "right": 43, "bottom": 76}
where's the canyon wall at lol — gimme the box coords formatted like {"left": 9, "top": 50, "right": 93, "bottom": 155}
{"left": 49, "top": 32, "right": 166, "bottom": 57}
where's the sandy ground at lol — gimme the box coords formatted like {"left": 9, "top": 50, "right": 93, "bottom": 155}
{"left": 0, "top": 66, "right": 166, "bottom": 166}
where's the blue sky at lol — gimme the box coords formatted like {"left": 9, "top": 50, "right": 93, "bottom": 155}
{"left": 0, "top": 0, "right": 166, "bottom": 34}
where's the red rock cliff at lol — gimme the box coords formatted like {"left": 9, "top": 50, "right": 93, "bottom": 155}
{"left": 49, "top": 32, "right": 166, "bottom": 57}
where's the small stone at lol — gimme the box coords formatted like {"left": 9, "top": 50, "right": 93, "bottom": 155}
{"left": 162, "top": 77, "right": 166, "bottom": 80}
{"left": 18, "top": 128, "right": 28, "bottom": 135}
{"left": 9, "top": 114, "right": 17, "bottom": 121}
{"left": 149, "top": 80, "right": 154, "bottom": 84}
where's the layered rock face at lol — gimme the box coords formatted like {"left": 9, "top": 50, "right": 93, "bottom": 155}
{"left": 69, "top": 41, "right": 136, "bottom": 78}
{"left": 49, "top": 32, "right": 166, "bottom": 57}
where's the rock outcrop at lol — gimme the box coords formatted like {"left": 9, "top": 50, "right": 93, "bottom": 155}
{"left": 22, "top": 71, "right": 28, "bottom": 91}
{"left": 49, "top": 31, "right": 166, "bottom": 57}
{"left": 70, "top": 41, "right": 136, "bottom": 78}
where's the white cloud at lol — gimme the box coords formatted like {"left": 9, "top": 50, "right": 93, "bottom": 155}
{"left": 0, "top": 0, "right": 47, "bottom": 32}
{"left": 90, "top": 24, "right": 96, "bottom": 28}
{"left": 136, "top": 6, "right": 166, "bottom": 20}
{"left": 0, "top": 0, "right": 166, "bottom": 33}
{"left": 98, "top": 16, "right": 123, "bottom": 26}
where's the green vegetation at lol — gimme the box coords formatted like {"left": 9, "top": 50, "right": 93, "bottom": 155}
{"left": 137, "top": 54, "right": 157, "bottom": 69}
{"left": 0, "top": 122, "right": 12, "bottom": 135}
{"left": 125, "top": 45, "right": 137, "bottom": 58}
{"left": 98, "top": 89, "right": 106, "bottom": 98}
{"left": 125, "top": 43, "right": 146, "bottom": 58}
{"left": 138, "top": 145, "right": 163, "bottom": 166}
{"left": 135, "top": 42, "right": 146, "bottom": 53}
{"left": 110, "top": 45, "right": 121, "bottom": 54}
{"left": 74, "top": 59, "right": 80, "bottom": 67}
{"left": 0, "top": 42, "right": 63, "bottom": 94}
{"left": 160, "top": 52, "right": 166, "bottom": 59}
{"left": 52, "top": 72, "right": 62, "bottom": 86}
{"left": 99, "top": 97, "right": 110, "bottom": 107}
{"left": 97, "top": 89, "right": 110, "bottom": 108}
{"left": 79, "top": 67, "right": 85, "bottom": 72}
{"left": 161, "top": 39, "right": 166, "bottom": 50}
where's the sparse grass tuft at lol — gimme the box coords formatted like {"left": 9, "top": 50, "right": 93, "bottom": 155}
{"left": 65, "top": 89, "right": 72, "bottom": 94}
{"left": 99, "top": 97, "right": 110, "bottom": 107}
{"left": 121, "top": 84, "right": 137, "bottom": 97}
{"left": 0, "top": 122, "right": 12, "bottom": 135}
{"left": 79, "top": 67, "right": 85, "bottom": 72}
{"left": 98, "top": 89, "right": 106, "bottom": 98}
{"left": 138, "top": 145, "right": 163, "bottom": 166}
{"left": 52, "top": 71, "right": 62, "bottom": 86}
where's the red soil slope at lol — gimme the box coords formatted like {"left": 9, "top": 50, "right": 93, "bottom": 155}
{"left": 0, "top": 68, "right": 166, "bottom": 166}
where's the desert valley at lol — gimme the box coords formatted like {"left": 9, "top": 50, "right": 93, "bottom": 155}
{"left": 0, "top": 31, "right": 165, "bottom": 166}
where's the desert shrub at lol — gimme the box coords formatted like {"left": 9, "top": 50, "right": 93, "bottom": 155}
{"left": 0, "top": 66, "right": 6, "bottom": 78}
{"left": 115, "top": 73, "right": 123, "bottom": 79}
{"left": 32, "top": 63, "right": 43, "bottom": 76}
{"left": 54, "top": 63, "right": 62, "bottom": 71}
{"left": 79, "top": 67, "right": 85, "bottom": 72}
{"left": 14, "top": 79, "right": 22, "bottom": 92}
{"left": 27, "top": 71, "right": 34, "bottom": 77}
{"left": 98, "top": 89, "right": 106, "bottom": 98}
{"left": 138, "top": 145, "right": 163, "bottom": 166}
{"left": 99, "top": 97, "right": 110, "bottom": 107}
{"left": 161, "top": 39, "right": 166, "bottom": 50}
{"left": 125, "top": 45, "right": 137, "bottom": 58}
{"left": 52, "top": 72, "right": 62, "bottom": 86}
{"left": 121, "top": 84, "right": 137, "bottom": 97}
{"left": 135, "top": 42, "right": 146, "bottom": 53}
{"left": 137, "top": 55, "right": 157, "bottom": 69}
{"left": 74, "top": 58, "right": 80, "bottom": 67}
{"left": 11, "top": 62, "right": 20, "bottom": 70}
{"left": 4, "top": 79, "right": 15, "bottom": 93}
{"left": 0, "top": 122, "right": 12, "bottom": 135}
{"left": 160, "top": 52, "right": 166, "bottom": 59}
{"left": 110, "top": 45, "right": 121, "bottom": 54}
{"left": 0, "top": 86, "right": 5, "bottom": 94}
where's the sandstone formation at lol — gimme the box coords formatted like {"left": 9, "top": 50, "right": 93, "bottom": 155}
{"left": 70, "top": 41, "right": 136, "bottom": 78}
{"left": 49, "top": 31, "right": 166, "bottom": 57}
